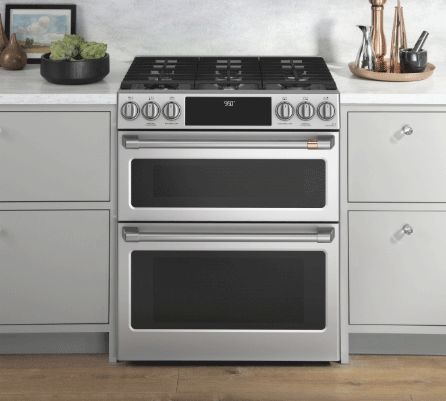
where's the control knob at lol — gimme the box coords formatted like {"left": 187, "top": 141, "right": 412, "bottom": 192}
{"left": 121, "top": 102, "right": 140, "bottom": 120}
{"left": 142, "top": 101, "right": 161, "bottom": 120}
{"left": 296, "top": 102, "right": 316, "bottom": 121}
{"left": 162, "top": 101, "right": 181, "bottom": 120}
{"left": 317, "top": 102, "right": 336, "bottom": 121}
{"left": 275, "top": 102, "right": 294, "bottom": 121}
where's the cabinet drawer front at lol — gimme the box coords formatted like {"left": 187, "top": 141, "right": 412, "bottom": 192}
{"left": 348, "top": 112, "right": 446, "bottom": 202}
{"left": 0, "top": 210, "right": 109, "bottom": 325}
{"left": 349, "top": 211, "right": 446, "bottom": 325}
{"left": 0, "top": 112, "right": 110, "bottom": 202}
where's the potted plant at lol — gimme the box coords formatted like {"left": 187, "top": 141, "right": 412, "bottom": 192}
{"left": 40, "top": 35, "right": 109, "bottom": 85}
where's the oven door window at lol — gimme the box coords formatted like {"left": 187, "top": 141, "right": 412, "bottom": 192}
{"left": 131, "top": 159, "right": 326, "bottom": 208}
{"left": 131, "top": 251, "right": 326, "bottom": 330}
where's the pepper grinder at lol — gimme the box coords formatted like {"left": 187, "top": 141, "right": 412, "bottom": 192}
{"left": 369, "top": 0, "right": 387, "bottom": 72}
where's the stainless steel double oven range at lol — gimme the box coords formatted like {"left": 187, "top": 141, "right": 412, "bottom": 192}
{"left": 117, "top": 57, "right": 340, "bottom": 361}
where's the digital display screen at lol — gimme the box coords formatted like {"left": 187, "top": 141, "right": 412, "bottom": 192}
{"left": 185, "top": 97, "right": 272, "bottom": 126}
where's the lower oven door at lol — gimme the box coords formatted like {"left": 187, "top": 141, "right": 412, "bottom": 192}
{"left": 118, "top": 223, "right": 339, "bottom": 361}
{"left": 118, "top": 131, "right": 339, "bottom": 222}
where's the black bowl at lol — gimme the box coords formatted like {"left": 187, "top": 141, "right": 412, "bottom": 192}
{"left": 40, "top": 53, "right": 110, "bottom": 85}
{"left": 399, "top": 48, "right": 428, "bottom": 73}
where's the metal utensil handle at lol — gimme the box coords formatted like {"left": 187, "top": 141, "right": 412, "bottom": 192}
{"left": 122, "top": 136, "right": 334, "bottom": 150}
{"left": 122, "top": 227, "right": 335, "bottom": 244}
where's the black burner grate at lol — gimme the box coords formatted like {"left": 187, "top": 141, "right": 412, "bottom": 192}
{"left": 120, "top": 57, "right": 198, "bottom": 90}
{"left": 261, "top": 57, "right": 338, "bottom": 90}
{"left": 120, "top": 56, "right": 337, "bottom": 91}
{"left": 195, "top": 57, "right": 262, "bottom": 90}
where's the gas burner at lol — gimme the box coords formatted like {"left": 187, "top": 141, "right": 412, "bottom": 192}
{"left": 197, "top": 82, "right": 261, "bottom": 90}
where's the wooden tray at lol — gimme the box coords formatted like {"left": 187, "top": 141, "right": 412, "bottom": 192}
{"left": 348, "top": 62, "right": 435, "bottom": 82}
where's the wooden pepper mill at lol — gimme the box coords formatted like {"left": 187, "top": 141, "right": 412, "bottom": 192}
{"left": 369, "top": 0, "right": 387, "bottom": 72}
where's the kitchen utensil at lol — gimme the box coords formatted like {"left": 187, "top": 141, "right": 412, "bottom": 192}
{"left": 413, "top": 31, "right": 429, "bottom": 53}
{"left": 389, "top": 0, "right": 407, "bottom": 73}
{"left": 0, "top": 33, "right": 27, "bottom": 70}
{"left": 40, "top": 53, "right": 110, "bottom": 85}
{"left": 369, "top": 0, "right": 387, "bottom": 71}
{"left": 356, "top": 25, "right": 376, "bottom": 71}
{"left": 399, "top": 48, "right": 428, "bottom": 73}
{"left": 349, "top": 60, "right": 434, "bottom": 81}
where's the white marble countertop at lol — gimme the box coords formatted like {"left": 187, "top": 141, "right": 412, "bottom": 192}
{"left": 0, "top": 60, "right": 445, "bottom": 105}
{"left": 0, "top": 60, "right": 130, "bottom": 105}
{"left": 330, "top": 63, "right": 446, "bottom": 105}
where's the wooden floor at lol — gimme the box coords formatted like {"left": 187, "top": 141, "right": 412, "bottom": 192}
{"left": 0, "top": 354, "right": 446, "bottom": 401}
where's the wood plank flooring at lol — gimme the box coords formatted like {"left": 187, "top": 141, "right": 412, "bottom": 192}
{"left": 0, "top": 355, "right": 445, "bottom": 401}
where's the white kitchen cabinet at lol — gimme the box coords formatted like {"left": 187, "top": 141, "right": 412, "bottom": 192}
{"left": 0, "top": 210, "right": 109, "bottom": 325}
{"left": 349, "top": 211, "right": 446, "bottom": 326}
{"left": 348, "top": 112, "right": 446, "bottom": 203}
{"left": 0, "top": 112, "right": 110, "bottom": 202}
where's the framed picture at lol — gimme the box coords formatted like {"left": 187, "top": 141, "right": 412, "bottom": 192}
{"left": 5, "top": 4, "right": 76, "bottom": 64}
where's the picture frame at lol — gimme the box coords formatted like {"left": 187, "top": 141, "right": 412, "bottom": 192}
{"left": 5, "top": 4, "right": 76, "bottom": 64}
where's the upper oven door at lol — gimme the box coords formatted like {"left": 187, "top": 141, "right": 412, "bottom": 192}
{"left": 118, "top": 131, "right": 339, "bottom": 222}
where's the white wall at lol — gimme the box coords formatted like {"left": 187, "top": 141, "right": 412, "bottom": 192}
{"left": 1, "top": 0, "right": 444, "bottom": 64}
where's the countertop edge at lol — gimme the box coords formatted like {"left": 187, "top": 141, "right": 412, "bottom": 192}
{"left": 0, "top": 94, "right": 119, "bottom": 105}
{"left": 340, "top": 93, "right": 446, "bottom": 105}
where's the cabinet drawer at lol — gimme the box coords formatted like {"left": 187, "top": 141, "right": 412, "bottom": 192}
{"left": 349, "top": 211, "right": 446, "bottom": 325}
{"left": 348, "top": 112, "right": 446, "bottom": 202}
{"left": 0, "top": 210, "right": 109, "bottom": 325}
{"left": 0, "top": 112, "right": 110, "bottom": 202}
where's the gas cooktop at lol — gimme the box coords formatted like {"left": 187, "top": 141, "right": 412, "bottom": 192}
{"left": 118, "top": 56, "right": 339, "bottom": 131}
{"left": 120, "top": 56, "right": 338, "bottom": 91}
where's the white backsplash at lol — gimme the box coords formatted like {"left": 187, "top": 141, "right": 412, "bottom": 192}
{"left": 1, "top": 0, "right": 444, "bottom": 64}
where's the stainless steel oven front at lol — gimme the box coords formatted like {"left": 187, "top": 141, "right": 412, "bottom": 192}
{"left": 118, "top": 131, "right": 339, "bottom": 222}
{"left": 118, "top": 223, "right": 339, "bottom": 361}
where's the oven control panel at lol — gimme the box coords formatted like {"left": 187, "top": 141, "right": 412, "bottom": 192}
{"left": 118, "top": 92, "right": 340, "bottom": 130}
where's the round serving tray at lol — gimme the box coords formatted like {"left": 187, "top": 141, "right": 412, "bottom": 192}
{"left": 348, "top": 62, "right": 435, "bottom": 82}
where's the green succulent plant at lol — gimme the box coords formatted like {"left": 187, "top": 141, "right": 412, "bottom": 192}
{"left": 62, "top": 34, "right": 85, "bottom": 49}
{"left": 80, "top": 42, "right": 107, "bottom": 60}
{"left": 49, "top": 40, "right": 78, "bottom": 60}
{"left": 49, "top": 35, "right": 107, "bottom": 61}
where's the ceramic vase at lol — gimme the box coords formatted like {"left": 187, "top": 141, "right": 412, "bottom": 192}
{"left": 0, "top": 33, "right": 27, "bottom": 70}
{"left": 0, "top": 14, "right": 8, "bottom": 53}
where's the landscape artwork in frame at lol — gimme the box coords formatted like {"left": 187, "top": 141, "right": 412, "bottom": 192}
{"left": 5, "top": 4, "right": 76, "bottom": 64}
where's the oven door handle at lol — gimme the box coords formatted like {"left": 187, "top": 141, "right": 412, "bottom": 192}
{"left": 122, "top": 136, "right": 334, "bottom": 150}
{"left": 122, "top": 227, "right": 335, "bottom": 243}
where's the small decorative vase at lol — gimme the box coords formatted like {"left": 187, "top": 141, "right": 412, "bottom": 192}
{"left": 0, "top": 33, "right": 27, "bottom": 70}
{"left": 0, "top": 13, "right": 8, "bottom": 53}
{"left": 356, "top": 25, "right": 376, "bottom": 71}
